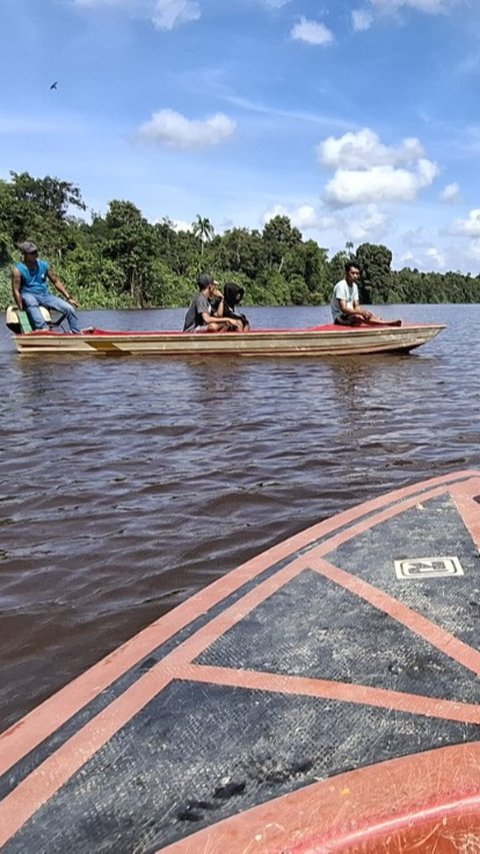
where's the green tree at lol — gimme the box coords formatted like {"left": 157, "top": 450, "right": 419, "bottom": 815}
{"left": 6, "top": 172, "right": 86, "bottom": 258}
{"left": 2, "top": 168, "right": 480, "bottom": 312}
{"left": 214, "top": 227, "right": 266, "bottom": 280}
{"left": 102, "top": 200, "right": 156, "bottom": 305}
{"left": 164, "top": 228, "right": 200, "bottom": 277}
{"left": 262, "top": 215, "right": 302, "bottom": 273}
{"left": 328, "top": 249, "right": 351, "bottom": 287}
{"left": 289, "top": 275, "right": 309, "bottom": 305}
{"left": 61, "top": 246, "right": 127, "bottom": 307}
{"left": 192, "top": 215, "right": 214, "bottom": 256}
{"left": 9, "top": 171, "right": 85, "bottom": 218}
{"left": 356, "top": 243, "right": 392, "bottom": 304}
{"left": 250, "top": 269, "right": 291, "bottom": 305}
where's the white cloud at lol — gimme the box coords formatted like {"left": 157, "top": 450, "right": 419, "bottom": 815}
{"left": 351, "top": 9, "right": 374, "bottom": 30}
{"left": 345, "top": 204, "right": 391, "bottom": 242}
{"left": 261, "top": 203, "right": 335, "bottom": 232}
{"left": 291, "top": 17, "right": 334, "bottom": 46}
{"left": 260, "top": 202, "right": 393, "bottom": 248}
{"left": 318, "top": 128, "right": 424, "bottom": 169}
{"left": 137, "top": 109, "right": 236, "bottom": 149}
{"left": 318, "top": 128, "right": 438, "bottom": 207}
{"left": 398, "top": 219, "right": 480, "bottom": 272}
{"left": 171, "top": 218, "right": 193, "bottom": 231}
{"left": 152, "top": 0, "right": 200, "bottom": 30}
{"left": 72, "top": 0, "right": 200, "bottom": 29}
{"left": 398, "top": 245, "right": 446, "bottom": 271}
{"left": 417, "top": 158, "right": 438, "bottom": 185}
{"left": 425, "top": 246, "right": 446, "bottom": 267}
{"left": 440, "top": 182, "right": 460, "bottom": 203}
{"left": 324, "top": 161, "right": 438, "bottom": 206}
{"left": 449, "top": 209, "right": 480, "bottom": 237}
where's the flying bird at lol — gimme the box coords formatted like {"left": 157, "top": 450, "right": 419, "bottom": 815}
{"left": 50, "top": 81, "right": 58, "bottom": 90}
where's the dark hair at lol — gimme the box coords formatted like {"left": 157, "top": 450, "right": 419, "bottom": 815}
{"left": 345, "top": 260, "right": 361, "bottom": 274}
{"left": 224, "top": 282, "right": 244, "bottom": 307}
{"left": 197, "top": 273, "right": 213, "bottom": 290}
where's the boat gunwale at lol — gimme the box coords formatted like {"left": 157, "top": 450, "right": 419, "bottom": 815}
{"left": 12, "top": 321, "right": 446, "bottom": 341}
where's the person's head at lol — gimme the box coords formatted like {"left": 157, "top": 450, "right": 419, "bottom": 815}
{"left": 224, "top": 282, "right": 244, "bottom": 309}
{"left": 18, "top": 240, "right": 38, "bottom": 262}
{"left": 197, "top": 273, "right": 217, "bottom": 294}
{"left": 345, "top": 261, "right": 361, "bottom": 284}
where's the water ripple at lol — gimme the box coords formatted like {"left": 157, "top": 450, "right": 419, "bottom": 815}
{"left": 0, "top": 303, "right": 478, "bottom": 728}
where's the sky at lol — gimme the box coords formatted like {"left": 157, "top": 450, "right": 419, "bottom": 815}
{"left": 2, "top": 0, "right": 480, "bottom": 273}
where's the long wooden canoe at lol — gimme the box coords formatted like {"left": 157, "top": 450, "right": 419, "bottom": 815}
{"left": 1, "top": 470, "right": 480, "bottom": 851}
{"left": 9, "top": 321, "right": 445, "bottom": 356}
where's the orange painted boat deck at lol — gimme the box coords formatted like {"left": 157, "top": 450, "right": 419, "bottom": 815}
{"left": 1, "top": 470, "right": 480, "bottom": 851}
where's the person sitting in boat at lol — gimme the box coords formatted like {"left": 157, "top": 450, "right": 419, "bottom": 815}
{"left": 211, "top": 282, "right": 250, "bottom": 331}
{"left": 331, "top": 261, "right": 401, "bottom": 327}
{"left": 183, "top": 274, "right": 244, "bottom": 333}
{"left": 11, "top": 241, "right": 82, "bottom": 334}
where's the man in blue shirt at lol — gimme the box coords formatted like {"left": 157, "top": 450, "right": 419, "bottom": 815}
{"left": 11, "top": 241, "right": 82, "bottom": 334}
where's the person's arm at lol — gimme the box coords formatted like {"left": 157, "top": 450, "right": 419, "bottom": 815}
{"left": 352, "top": 286, "right": 372, "bottom": 319}
{"left": 47, "top": 269, "right": 79, "bottom": 307}
{"left": 338, "top": 298, "right": 371, "bottom": 320}
{"left": 211, "top": 288, "right": 225, "bottom": 317}
{"left": 201, "top": 311, "right": 242, "bottom": 330}
{"left": 11, "top": 267, "right": 23, "bottom": 309}
{"left": 197, "top": 290, "right": 242, "bottom": 330}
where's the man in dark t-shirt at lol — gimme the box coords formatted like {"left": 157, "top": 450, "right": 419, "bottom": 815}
{"left": 183, "top": 274, "right": 243, "bottom": 332}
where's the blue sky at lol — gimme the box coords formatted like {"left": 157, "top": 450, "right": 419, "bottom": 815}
{"left": 2, "top": 0, "right": 480, "bottom": 273}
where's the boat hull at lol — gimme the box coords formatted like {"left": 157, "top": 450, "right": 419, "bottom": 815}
{"left": 10, "top": 322, "right": 445, "bottom": 356}
{"left": 1, "top": 470, "right": 480, "bottom": 851}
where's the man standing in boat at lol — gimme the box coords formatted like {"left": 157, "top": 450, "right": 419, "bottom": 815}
{"left": 183, "top": 274, "right": 244, "bottom": 333}
{"left": 11, "top": 241, "right": 82, "bottom": 334}
{"left": 331, "top": 262, "right": 401, "bottom": 327}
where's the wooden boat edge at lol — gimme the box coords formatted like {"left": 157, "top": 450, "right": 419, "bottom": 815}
{"left": 1, "top": 468, "right": 477, "bottom": 852}
{"left": 10, "top": 322, "right": 446, "bottom": 356}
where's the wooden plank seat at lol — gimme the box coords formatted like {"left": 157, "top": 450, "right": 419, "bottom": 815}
{"left": 6, "top": 304, "right": 67, "bottom": 334}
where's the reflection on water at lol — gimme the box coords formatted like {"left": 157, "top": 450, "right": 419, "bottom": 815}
{"left": 0, "top": 303, "right": 478, "bottom": 729}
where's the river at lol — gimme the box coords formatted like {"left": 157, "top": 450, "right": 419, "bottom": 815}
{"left": 0, "top": 302, "right": 477, "bottom": 730}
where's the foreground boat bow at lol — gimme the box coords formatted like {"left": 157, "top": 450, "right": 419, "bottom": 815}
{"left": 1, "top": 470, "right": 480, "bottom": 851}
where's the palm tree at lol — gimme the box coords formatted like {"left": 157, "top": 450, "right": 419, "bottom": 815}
{"left": 192, "top": 215, "right": 214, "bottom": 255}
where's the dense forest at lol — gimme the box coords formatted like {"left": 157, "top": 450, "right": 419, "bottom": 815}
{"left": 1, "top": 171, "right": 479, "bottom": 310}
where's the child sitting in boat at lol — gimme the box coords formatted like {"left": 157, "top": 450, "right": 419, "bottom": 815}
{"left": 212, "top": 282, "right": 250, "bottom": 331}
{"left": 183, "top": 274, "right": 244, "bottom": 333}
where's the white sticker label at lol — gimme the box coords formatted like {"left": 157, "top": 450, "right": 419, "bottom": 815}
{"left": 394, "top": 556, "right": 464, "bottom": 580}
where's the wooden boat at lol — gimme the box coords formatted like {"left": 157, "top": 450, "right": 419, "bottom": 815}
{"left": 6, "top": 313, "right": 445, "bottom": 357}
{"left": 2, "top": 470, "right": 480, "bottom": 852}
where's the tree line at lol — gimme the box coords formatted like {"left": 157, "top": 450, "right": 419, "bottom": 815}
{"left": 1, "top": 171, "right": 479, "bottom": 310}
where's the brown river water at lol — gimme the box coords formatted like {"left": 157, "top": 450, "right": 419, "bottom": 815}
{"left": 0, "top": 302, "right": 478, "bottom": 730}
